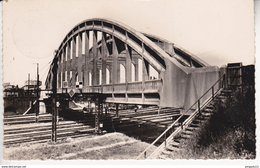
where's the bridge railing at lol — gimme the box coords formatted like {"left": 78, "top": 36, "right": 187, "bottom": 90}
{"left": 83, "top": 86, "right": 102, "bottom": 93}
{"left": 144, "top": 80, "right": 162, "bottom": 91}
{"left": 56, "top": 80, "right": 162, "bottom": 94}
{"left": 114, "top": 83, "right": 127, "bottom": 92}
{"left": 103, "top": 84, "right": 113, "bottom": 93}
{"left": 102, "top": 80, "right": 162, "bottom": 93}
{"left": 57, "top": 86, "right": 102, "bottom": 94}
{"left": 136, "top": 74, "right": 226, "bottom": 159}
{"left": 127, "top": 81, "right": 142, "bottom": 92}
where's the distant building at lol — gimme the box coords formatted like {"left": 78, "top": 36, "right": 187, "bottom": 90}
{"left": 22, "top": 80, "right": 42, "bottom": 90}
{"left": 4, "top": 80, "right": 42, "bottom": 114}
{"left": 3, "top": 83, "right": 21, "bottom": 97}
{"left": 3, "top": 82, "right": 11, "bottom": 88}
{"left": 3, "top": 80, "right": 42, "bottom": 98}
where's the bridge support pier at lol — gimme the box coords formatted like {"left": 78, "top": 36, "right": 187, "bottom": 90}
{"left": 51, "top": 97, "right": 58, "bottom": 142}
{"left": 105, "top": 104, "right": 108, "bottom": 117}
{"left": 87, "top": 98, "right": 91, "bottom": 113}
{"left": 93, "top": 95, "right": 106, "bottom": 134}
{"left": 94, "top": 98, "right": 100, "bottom": 134}
{"left": 116, "top": 103, "right": 119, "bottom": 118}
{"left": 30, "top": 100, "right": 33, "bottom": 113}
{"left": 60, "top": 99, "right": 69, "bottom": 111}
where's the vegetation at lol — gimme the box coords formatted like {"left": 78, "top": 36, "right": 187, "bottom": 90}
{"left": 173, "top": 86, "right": 255, "bottom": 159}
{"left": 4, "top": 132, "right": 156, "bottom": 160}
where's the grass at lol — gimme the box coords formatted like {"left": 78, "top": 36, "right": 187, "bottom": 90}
{"left": 169, "top": 86, "right": 256, "bottom": 159}
{"left": 67, "top": 141, "right": 152, "bottom": 160}
{"left": 4, "top": 132, "right": 156, "bottom": 160}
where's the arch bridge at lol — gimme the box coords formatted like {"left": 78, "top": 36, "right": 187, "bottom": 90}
{"left": 45, "top": 18, "right": 219, "bottom": 109}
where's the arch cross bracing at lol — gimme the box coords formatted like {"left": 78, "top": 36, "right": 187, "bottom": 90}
{"left": 46, "top": 18, "right": 219, "bottom": 108}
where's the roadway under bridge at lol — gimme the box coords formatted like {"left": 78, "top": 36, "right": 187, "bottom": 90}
{"left": 45, "top": 18, "right": 219, "bottom": 109}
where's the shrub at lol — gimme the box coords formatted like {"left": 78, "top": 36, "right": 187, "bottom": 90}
{"left": 180, "top": 86, "right": 255, "bottom": 159}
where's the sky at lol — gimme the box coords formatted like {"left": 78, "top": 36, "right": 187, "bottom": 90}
{"left": 2, "top": 0, "right": 255, "bottom": 87}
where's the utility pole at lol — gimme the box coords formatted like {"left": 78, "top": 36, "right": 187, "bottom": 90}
{"left": 28, "top": 73, "right": 33, "bottom": 112}
{"left": 36, "top": 63, "right": 39, "bottom": 122}
{"left": 28, "top": 73, "right": 30, "bottom": 91}
{"left": 51, "top": 56, "right": 58, "bottom": 142}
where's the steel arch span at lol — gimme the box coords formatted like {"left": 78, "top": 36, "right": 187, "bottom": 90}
{"left": 45, "top": 18, "right": 219, "bottom": 109}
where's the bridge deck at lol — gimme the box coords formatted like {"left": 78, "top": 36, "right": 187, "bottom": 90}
{"left": 55, "top": 80, "right": 162, "bottom": 105}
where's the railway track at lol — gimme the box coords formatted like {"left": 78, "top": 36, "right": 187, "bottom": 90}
{"left": 107, "top": 106, "right": 181, "bottom": 128}
{"left": 68, "top": 106, "right": 183, "bottom": 132}
{"left": 67, "top": 106, "right": 181, "bottom": 132}
{"left": 4, "top": 113, "right": 53, "bottom": 125}
{"left": 4, "top": 106, "right": 183, "bottom": 146}
{"left": 3, "top": 113, "right": 96, "bottom": 146}
{"left": 65, "top": 106, "right": 183, "bottom": 145}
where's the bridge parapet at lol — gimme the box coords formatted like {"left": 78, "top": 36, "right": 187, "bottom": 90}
{"left": 57, "top": 80, "right": 162, "bottom": 95}
{"left": 57, "top": 86, "right": 102, "bottom": 94}
{"left": 127, "top": 82, "right": 142, "bottom": 92}
{"left": 113, "top": 83, "right": 127, "bottom": 93}
{"left": 103, "top": 80, "right": 161, "bottom": 94}
{"left": 144, "top": 80, "right": 162, "bottom": 93}
{"left": 102, "top": 84, "right": 113, "bottom": 93}
{"left": 55, "top": 79, "right": 162, "bottom": 105}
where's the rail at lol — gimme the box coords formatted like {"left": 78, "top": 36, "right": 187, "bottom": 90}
{"left": 136, "top": 74, "right": 226, "bottom": 159}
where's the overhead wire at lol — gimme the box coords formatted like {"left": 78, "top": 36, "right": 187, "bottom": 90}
{"left": 39, "top": 61, "right": 52, "bottom": 81}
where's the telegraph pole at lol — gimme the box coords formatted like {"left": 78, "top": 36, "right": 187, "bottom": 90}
{"left": 51, "top": 54, "right": 58, "bottom": 142}
{"left": 28, "top": 73, "right": 33, "bottom": 112}
{"left": 36, "top": 63, "right": 39, "bottom": 122}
